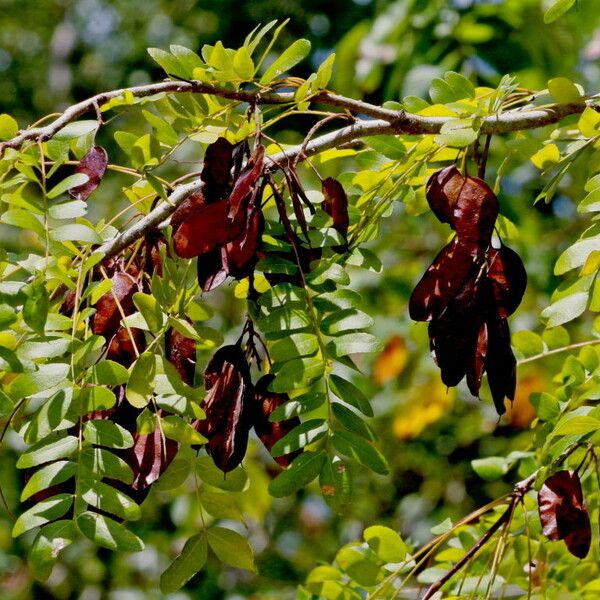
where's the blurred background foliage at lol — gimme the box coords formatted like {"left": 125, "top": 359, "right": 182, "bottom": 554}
{"left": 1, "top": 0, "right": 599, "bottom": 598}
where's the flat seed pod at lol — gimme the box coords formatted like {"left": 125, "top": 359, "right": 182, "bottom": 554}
{"left": 484, "top": 317, "right": 516, "bottom": 415}
{"left": 201, "top": 137, "right": 234, "bottom": 203}
{"left": 92, "top": 271, "right": 138, "bottom": 339}
{"left": 453, "top": 175, "right": 498, "bottom": 245}
{"left": 106, "top": 327, "right": 146, "bottom": 367}
{"left": 129, "top": 427, "right": 179, "bottom": 492}
{"left": 425, "top": 165, "right": 462, "bottom": 227}
{"left": 223, "top": 204, "right": 264, "bottom": 279}
{"left": 322, "top": 177, "right": 349, "bottom": 252}
{"left": 165, "top": 327, "right": 196, "bottom": 386}
{"left": 227, "top": 145, "right": 265, "bottom": 219}
{"left": 197, "top": 247, "right": 228, "bottom": 293}
{"left": 486, "top": 245, "right": 527, "bottom": 318}
{"left": 538, "top": 470, "right": 591, "bottom": 559}
{"left": 173, "top": 198, "right": 245, "bottom": 259}
{"left": 69, "top": 146, "right": 108, "bottom": 201}
{"left": 200, "top": 345, "right": 253, "bottom": 472}
{"left": 253, "top": 375, "right": 301, "bottom": 468}
{"left": 409, "top": 238, "right": 481, "bottom": 322}
{"left": 466, "top": 322, "right": 487, "bottom": 397}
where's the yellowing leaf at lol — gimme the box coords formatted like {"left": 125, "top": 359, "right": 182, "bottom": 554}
{"left": 372, "top": 335, "right": 408, "bottom": 386}
{"left": 393, "top": 378, "right": 454, "bottom": 439}
{"left": 530, "top": 144, "right": 560, "bottom": 170}
{"left": 578, "top": 107, "right": 600, "bottom": 138}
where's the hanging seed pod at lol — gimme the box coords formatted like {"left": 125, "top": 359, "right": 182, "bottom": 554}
{"left": 410, "top": 166, "right": 526, "bottom": 415}
{"left": 92, "top": 271, "right": 138, "bottom": 340}
{"left": 68, "top": 145, "right": 108, "bottom": 201}
{"left": 538, "top": 470, "right": 591, "bottom": 559}
{"left": 106, "top": 327, "right": 146, "bottom": 367}
{"left": 165, "top": 326, "right": 197, "bottom": 386}
{"left": 198, "top": 344, "right": 253, "bottom": 472}
{"left": 253, "top": 375, "right": 301, "bottom": 468}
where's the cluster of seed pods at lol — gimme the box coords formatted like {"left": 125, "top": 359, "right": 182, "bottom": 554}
{"left": 409, "top": 166, "right": 527, "bottom": 415}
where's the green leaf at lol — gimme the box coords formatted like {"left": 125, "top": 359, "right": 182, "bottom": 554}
{"left": 320, "top": 309, "right": 373, "bottom": 336}
{"left": 269, "top": 450, "right": 326, "bottom": 497}
{"left": 160, "top": 533, "right": 208, "bottom": 594}
{"left": 147, "top": 47, "right": 188, "bottom": 78}
{"left": 126, "top": 352, "right": 156, "bottom": 408}
{"left": 365, "top": 136, "right": 406, "bottom": 160}
{"left": 22, "top": 281, "right": 49, "bottom": 335}
{"left": 161, "top": 415, "right": 207, "bottom": 445}
{"left": 261, "top": 305, "right": 311, "bottom": 333}
{"left": 270, "top": 333, "right": 319, "bottom": 362}
{"left": 21, "top": 461, "right": 77, "bottom": 501}
{"left": 330, "top": 332, "right": 382, "bottom": 356}
{"left": 50, "top": 223, "right": 102, "bottom": 243}
{"left": 233, "top": 47, "right": 255, "bottom": 79}
{"left": 260, "top": 39, "right": 311, "bottom": 84}
{"left": 547, "top": 77, "right": 581, "bottom": 103}
{"left": 0, "top": 113, "right": 19, "bottom": 140}
{"left": 542, "top": 292, "right": 589, "bottom": 327}
{"left": 332, "top": 403, "right": 376, "bottom": 441}
{"left": 47, "top": 174, "right": 89, "bottom": 199}
{"left": 81, "top": 481, "right": 141, "bottom": 521}
{"left": 90, "top": 360, "right": 129, "bottom": 386}
{"left": 512, "top": 330, "right": 545, "bottom": 357}
{"left": 153, "top": 458, "right": 191, "bottom": 491}
{"left": 82, "top": 386, "right": 116, "bottom": 412}
{"left": 332, "top": 430, "right": 389, "bottom": 475}
{"left": 319, "top": 455, "right": 351, "bottom": 514}
{"left": 555, "top": 236, "right": 600, "bottom": 274}
{"left": 329, "top": 374, "right": 373, "bottom": 417}
{"left": 17, "top": 435, "right": 78, "bottom": 469}
{"left": 83, "top": 420, "right": 134, "bottom": 449}
{"left": 133, "top": 292, "right": 165, "bottom": 332}
{"left": 77, "top": 511, "right": 144, "bottom": 552}
{"left": 530, "top": 392, "right": 561, "bottom": 422}
{"left": 471, "top": 457, "right": 509, "bottom": 481}
{"left": 80, "top": 447, "right": 133, "bottom": 483}
{"left": 0, "top": 304, "right": 16, "bottom": 328}
{"left": 307, "top": 262, "right": 350, "bottom": 286}
{"left": 201, "top": 490, "right": 244, "bottom": 521}
{"left": 271, "top": 419, "right": 328, "bottom": 457}
{"left": 2, "top": 209, "right": 45, "bottom": 235}
{"left": 13, "top": 494, "right": 73, "bottom": 537}
{"left": 28, "top": 520, "right": 75, "bottom": 581}
{"left": 315, "top": 52, "right": 335, "bottom": 88}
{"left": 270, "top": 357, "right": 325, "bottom": 392}
{"left": 363, "top": 525, "right": 407, "bottom": 563}
{"left": 24, "top": 389, "right": 77, "bottom": 443}
{"left": 313, "top": 289, "right": 361, "bottom": 313}
{"left": 207, "top": 526, "right": 255, "bottom": 571}
{"left": 552, "top": 415, "right": 600, "bottom": 437}
{"left": 54, "top": 121, "right": 98, "bottom": 141}
{"left": 195, "top": 456, "right": 248, "bottom": 491}
{"left": 544, "top": 0, "right": 576, "bottom": 23}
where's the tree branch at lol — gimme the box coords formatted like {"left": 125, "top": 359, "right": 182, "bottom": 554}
{"left": 95, "top": 118, "right": 398, "bottom": 258}
{"left": 0, "top": 77, "right": 592, "bottom": 154}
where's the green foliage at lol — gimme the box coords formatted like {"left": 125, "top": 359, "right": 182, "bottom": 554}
{"left": 0, "top": 6, "right": 599, "bottom": 600}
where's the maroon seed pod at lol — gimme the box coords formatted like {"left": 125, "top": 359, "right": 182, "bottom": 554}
{"left": 253, "top": 374, "right": 301, "bottom": 468}
{"left": 165, "top": 326, "right": 197, "bottom": 386}
{"left": 538, "top": 470, "right": 591, "bottom": 559}
{"left": 69, "top": 146, "right": 108, "bottom": 201}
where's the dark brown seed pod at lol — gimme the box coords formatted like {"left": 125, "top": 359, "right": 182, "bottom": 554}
{"left": 92, "top": 271, "right": 138, "bottom": 340}
{"left": 538, "top": 470, "right": 591, "bottom": 559}
{"left": 253, "top": 375, "right": 301, "bottom": 468}
{"left": 201, "top": 137, "right": 234, "bottom": 203}
{"left": 198, "top": 344, "right": 253, "bottom": 472}
{"left": 69, "top": 145, "right": 108, "bottom": 201}
{"left": 322, "top": 177, "right": 350, "bottom": 239}
{"left": 106, "top": 327, "right": 146, "bottom": 367}
{"left": 410, "top": 166, "right": 526, "bottom": 415}
{"left": 165, "top": 327, "right": 197, "bottom": 386}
